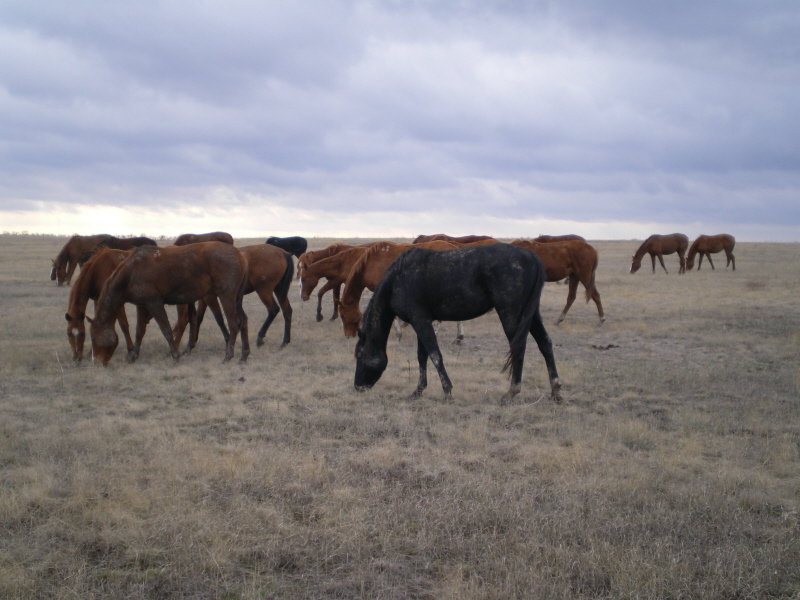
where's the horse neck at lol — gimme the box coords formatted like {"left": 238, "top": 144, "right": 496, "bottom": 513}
{"left": 633, "top": 239, "right": 652, "bottom": 260}
{"left": 66, "top": 265, "right": 96, "bottom": 317}
{"left": 93, "top": 265, "right": 128, "bottom": 325}
{"left": 361, "top": 275, "right": 397, "bottom": 349}
{"left": 687, "top": 240, "right": 700, "bottom": 259}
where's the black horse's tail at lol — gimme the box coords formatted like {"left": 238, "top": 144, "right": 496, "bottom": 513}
{"left": 502, "top": 254, "right": 546, "bottom": 375}
{"left": 275, "top": 251, "right": 294, "bottom": 303}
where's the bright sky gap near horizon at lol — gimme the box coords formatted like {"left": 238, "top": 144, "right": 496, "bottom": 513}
{"left": 1, "top": 2, "right": 798, "bottom": 241}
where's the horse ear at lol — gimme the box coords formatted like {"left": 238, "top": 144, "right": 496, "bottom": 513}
{"left": 64, "top": 312, "right": 70, "bottom": 322}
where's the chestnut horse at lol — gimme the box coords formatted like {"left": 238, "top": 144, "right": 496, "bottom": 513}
{"left": 173, "top": 244, "right": 294, "bottom": 349}
{"left": 686, "top": 234, "right": 736, "bottom": 271}
{"left": 64, "top": 248, "right": 136, "bottom": 362}
{"left": 51, "top": 234, "right": 114, "bottom": 286}
{"left": 413, "top": 233, "right": 496, "bottom": 245}
{"left": 354, "top": 244, "right": 561, "bottom": 403}
{"left": 174, "top": 231, "right": 234, "bottom": 246}
{"left": 630, "top": 233, "right": 689, "bottom": 274}
{"left": 89, "top": 243, "right": 249, "bottom": 364}
{"left": 339, "top": 240, "right": 457, "bottom": 337}
{"left": 511, "top": 239, "right": 604, "bottom": 324}
{"left": 298, "top": 245, "right": 370, "bottom": 322}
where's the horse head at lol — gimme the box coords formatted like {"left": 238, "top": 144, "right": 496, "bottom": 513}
{"left": 340, "top": 302, "right": 361, "bottom": 338}
{"left": 88, "top": 316, "right": 119, "bottom": 365}
{"left": 65, "top": 311, "right": 86, "bottom": 362}
{"left": 354, "top": 329, "right": 388, "bottom": 391}
{"left": 630, "top": 256, "right": 642, "bottom": 274}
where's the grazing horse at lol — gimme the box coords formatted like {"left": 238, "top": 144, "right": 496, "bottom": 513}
{"left": 534, "top": 234, "right": 586, "bottom": 243}
{"left": 354, "top": 244, "right": 562, "bottom": 403}
{"left": 413, "top": 233, "right": 496, "bottom": 245}
{"left": 686, "top": 234, "right": 736, "bottom": 271}
{"left": 51, "top": 234, "right": 114, "bottom": 286}
{"left": 339, "top": 240, "right": 457, "bottom": 337}
{"left": 511, "top": 239, "right": 604, "bottom": 324}
{"left": 64, "top": 248, "right": 136, "bottom": 362}
{"left": 89, "top": 243, "right": 249, "bottom": 364}
{"left": 173, "top": 244, "right": 294, "bottom": 349}
{"left": 76, "top": 236, "right": 158, "bottom": 267}
{"left": 630, "top": 233, "right": 689, "bottom": 274}
{"left": 266, "top": 236, "right": 308, "bottom": 258}
{"left": 298, "top": 245, "right": 370, "bottom": 321}
{"left": 174, "top": 231, "right": 234, "bottom": 246}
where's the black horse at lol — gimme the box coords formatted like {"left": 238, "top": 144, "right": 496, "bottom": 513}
{"left": 354, "top": 244, "right": 562, "bottom": 403}
{"left": 266, "top": 236, "right": 308, "bottom": 258}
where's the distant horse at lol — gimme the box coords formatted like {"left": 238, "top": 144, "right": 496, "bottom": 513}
{"left": 686, "top": 234, "right": 736, "bottom": 271}
{"left": 266, "top": 236, "right": 308, "bottom": 258}
{"left": 64, "top": 248, "right": 136, "bottom": 362}
{"left": 511, "top": 239, "right": 604, "bottom": 324}
{"left": 534, "top": 234, "right": 586, "bottom": 243}
{"left": 413, "top": 233, "right": 496, "bottom": 245}
{"left": 174, "top": 231, "right": 234, "bottom": 246}
{"left": 298, "top": 245, "right": 370, "bottom": 321}
{"left": 77, "top": 236, "right": 158, "bottom": 266}
{"left": 630, "top": 233, "right": 689, "bottom": 274}
{"left": 89, "top": 242, "right": 249, "bottom": 364}
{"left": 339, "top": 240, "right": 457, "bottom": 338}
{"left": 51, "top": 234, "right": 114, "bottom": 286}
{"left": 354, "top": 244, "right": 562, "bottom": 403}
{"left": 173, "top": 243, "right": 294, "bottom": 349}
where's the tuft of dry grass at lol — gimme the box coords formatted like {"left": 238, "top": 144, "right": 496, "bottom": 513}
{"left": 0, "top": 234, "right": 798, "bottom": 599}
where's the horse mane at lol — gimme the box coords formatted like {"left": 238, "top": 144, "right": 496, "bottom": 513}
{"left": 686, "top": 237, "right": 700, "bottom": 260}
{"left": 347, "top": 241, "right": 402, "bottom": 284}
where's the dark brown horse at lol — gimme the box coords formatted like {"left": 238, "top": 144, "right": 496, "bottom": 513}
{"left": 630, "top": 233, "right": 689, "bottom": 274}
{"left": 89, "top": 243, "right": 249, "bottom": 364}
{"left": 339, "top": 240, "right": 457, "bottom": 337}
{"left": 77, "top": 236, "right": 158, "bottom": 266}
{"left": 64, "top": 248, "right": 136, "bottom": 362}
{"left": 298, "top": 245, "right": 370, "bottom": 322}
{"left": 173, "top": 244, "right": 294, "bottom": 349}
{"left": 534, "top": 234, "right": 586, "bottom": 243}
{"left": 174, "top": 231, "right": 234, "bottom": 246}
{"left": 413, "top": 233, "right": 496, "bottom": 245}
{"left": 512, "top": 239, "right": 604, "bottom": 324}
{"left": 686, "top": 234, "right": 736, "bottom": 271}
{"left": 51, "top": 234, "right": 114, "bottom": 286}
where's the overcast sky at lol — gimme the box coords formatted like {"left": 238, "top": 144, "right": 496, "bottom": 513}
{"left": 1, "top": 1, "right": 798, "bottom": 240}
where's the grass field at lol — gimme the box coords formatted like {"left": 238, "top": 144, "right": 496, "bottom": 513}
{"left": 1, "top": 234, "right": 798, "bottom": 599}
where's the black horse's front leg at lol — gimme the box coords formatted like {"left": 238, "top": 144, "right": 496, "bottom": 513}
{"left": 409, "top": 337, "right": 428, "bottom": 399}
{"left": 412, "top": 320, "right": 452, "bottom": 400}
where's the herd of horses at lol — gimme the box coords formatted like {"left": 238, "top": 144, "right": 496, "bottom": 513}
{"left": 53, "top": 230, "right": 735, "bottom": 402}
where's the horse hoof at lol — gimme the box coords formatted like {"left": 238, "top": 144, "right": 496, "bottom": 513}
{"left": 316, "top": 314, "right": 323, "bottom": 322}
{"left": 256, "top": 337, "right": 265, "bottom": 347}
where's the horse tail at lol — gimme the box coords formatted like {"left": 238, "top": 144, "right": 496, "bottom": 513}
{"left": 585, "top": 247, "right": 599, "bottom": 303}
{"left": 502, "top": 253, "right": 545, "bottom": 375}
{"left": 275, "top": 251, "right": 294, "bottom": 302}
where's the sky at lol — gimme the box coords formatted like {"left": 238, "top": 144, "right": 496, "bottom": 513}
{"left": 1, "top": 1, "right": 798, "bottom": 241}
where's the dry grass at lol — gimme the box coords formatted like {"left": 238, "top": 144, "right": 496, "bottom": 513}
{"left": 1, "top": 234, "right": 799, "bottom": 599}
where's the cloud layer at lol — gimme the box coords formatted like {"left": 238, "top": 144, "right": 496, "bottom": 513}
{"left": 1, "top": 1, "right": 798, "bottom": 239}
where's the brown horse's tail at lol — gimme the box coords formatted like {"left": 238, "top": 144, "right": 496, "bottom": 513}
{"left": 275, "top": 251, "right": 294, "bottom": 303}
{"left": 585, "top": 250, "right": 599, "bottom": 303}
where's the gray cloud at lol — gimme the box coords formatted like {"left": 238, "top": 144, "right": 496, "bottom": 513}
{"left": 0, "top": 1, "right": 797, "bottom": 237}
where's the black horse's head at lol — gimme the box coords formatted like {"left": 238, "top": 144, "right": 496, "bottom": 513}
{"left": 354, "top": 330, "right": 388, "bottom": 391}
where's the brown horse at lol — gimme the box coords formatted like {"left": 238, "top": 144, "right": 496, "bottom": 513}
{"left": 77, "top": 236, "right": 159, "bottom": 267}
{"left": 89, "top": 242, "right": 249, "bottom": 364}
{"left": 298, "top": 245, "right": 370, "bottom": 322}
{"left": 413, "top": 233, "right": 496, "bottom": 245}
{"left": 173, "top": 244, "right": 294, "bottom": 349}
{"left": 630, "top": 233, "right": 689, "bottom": 274}
{"left": 534, "top": 234, "right": 586, "bottom": 243}
{"left": 174, "top": 231, "right": 234, "bottom": 246}
{"left": 51, "top": 234, "right": 114, "bottom": 286}
{"left": 339, "top": 240, "right": 457, "bottom": 337}
{"left": 64, "top": 248, "right": 136, "bottom": 362}
{"left": 686, "top": 234, "right": 736, "bottom": 271}
{"left": 511, "top": 239, "right": 604, "bottom": 324}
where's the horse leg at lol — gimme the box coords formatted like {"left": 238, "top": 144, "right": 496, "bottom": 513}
{"left": 728, "top": 250, "right": 735, "bottom": 271}
{"left": 409, "top": 336, "right": 429, "bottom": 399}
{"left": 678, "top": 252, "right": 686, "bottom": 274}
{"left": 183, "top": 302, "right": 199, "bottom": 355}
{"left": 172, "top": 304, "right": 190, "bottom": 349}
{"left": 557, "top": 275, "right": 579, "bottom": 324}
{"left": 411, "top": 319, "right": 452, "bottom": 400}
{"left": 454, "top": 321, "right": 464, "bottom": 344}
{"left": 115, "top": 305, "right": 136, "bottom": 360}
{"left": 650, "top": 253, "right": 656, "bottom": 273}
{"left": 331, "top": 283, "right": 342, "bottom": 320}
{"left": 205, "top": 296, "right": 230, "bottom": 344}
{"left": 217, "top": 295, "right": 246, "bottom": 362}
{"left": 706, "top": 253, "right": 716, "bottom": 270}
{"left": 254, "top": 288, "right": 282, "bottom": 347}
{"left": 146, "top": 302, "right": 180, "bottom": 360}
{"left": 65, "top": 259, "right": 78, "bottom": 285}
{"left": 315, "top": 284, "right": 328, "bottom": 322}
{"left": 129, "top": 306, "right": 152, "bottom": 362}
{"left": 657, "top": 253, "right": 669, "bottom": 274}
{"left": 529, "top": 308, "right": 562, "bottom": 402}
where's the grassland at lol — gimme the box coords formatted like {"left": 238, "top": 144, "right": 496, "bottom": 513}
{"left": 0, "top": 234, "right": 798, "bottom": 599}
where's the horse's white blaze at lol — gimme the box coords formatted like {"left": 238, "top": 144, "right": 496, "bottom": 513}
{"left": 71, "top": 328, "right": 80, "bottom": 337}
